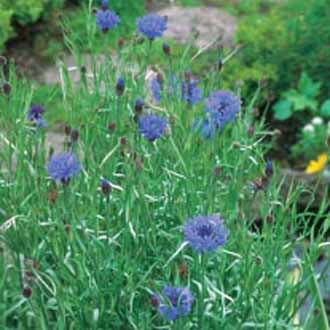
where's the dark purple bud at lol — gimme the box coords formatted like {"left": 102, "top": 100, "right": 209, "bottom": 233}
{"left": 71, "top": 129, "right": 80, "bottom": 142}
{"left": 100, "top": 179, "right": 112, "bottom": 195}
{"left": 118, "top": 38, "right": 125, "bottom": 48}
{"left": 150, "top": 294, "right": 159, "bottom": 307}
{"left": 162, "top": 42, "right": 171, "bottom": 56}
{"left": 64, "top": 125, "right": 72, "bottom": 136}
{"left": 116, "top": 77, "right": 125, "bottom": 96}
{"left": 214, "top": 166, "right": 221, "bottom": 176}
{"left": 247, "top": 126, "right": 254, "bottom": 138}
{"left": 265, "top": 160, "right": 273, "bottom": 177}
{"left": 119, "top": 137, "right": 127, "bottom": 145}
{"left": 156, "top": 73, "right": 164, "bottom": 85}
{"left": 134, "top": 98, "right": 143, "bottom": 114}
{"left": 80, "top": 66, "right": 87, "bottom": 74}
{"left": 108, "top": 122, "right": 116, "bottom": 133}
{"left": 3, "top": 82, "right": 11, "bottom": 95}
{"left": 22, "top": 287, "right": 32, "bottom": 298}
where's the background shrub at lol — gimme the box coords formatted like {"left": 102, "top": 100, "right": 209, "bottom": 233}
{"left": 235, "top": 0, "right": 330, "bottom": 100}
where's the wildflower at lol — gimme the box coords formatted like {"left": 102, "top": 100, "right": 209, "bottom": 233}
{"left": 205, "top": 90, "right": 241, "bottom": 132}
{"left": 70, "top": 129, "right": 79, "bottom": 142}
{"left": 265, "top": 159, "right": 273, "bottom": 177}
{"left": 100, "top": 178, "right": 112, "bottom": 195}
{"left": 108, "top": 122, "right": 116, "bottom": 133}
{"left": 305, "top": 153, "right": 327, "bottom": 174}
{"left": 46, "top": 153, "right": 81, "bottom": 184}
{"left": 183, "top": 215, "right": 228, "bottom": 253}
{"left": 134, "top": 98, "right": 143, "bottom": 114}
{"left": 303, "top": 124, "right": 314, "bottom": 134}
{"left": 150, "top": 78, "right": 161, "bottom": 104}
{"left": 96, "top": 1, "right": 120, "bottom": 32}
{"left": 116, "top": 77, "right": 125, "bottom": 96}
{"left": 27, "top": 104, "right": 47, "bottom": 128}
{"left": 152, "top": 286, "right": 194, "bottom": 321}
{"left": 138, "top": 114, "right": 167, "bottom": 142}
{"left": 2, "top": 82, "right": 11, "bottom": 95}
{"left": 312, "top": 117, "right": 323, "bottom": 125}
{"left": 136, "top": 14, "right": 167, "bottom": 40}
{"left": 22, "top": 287, "right": 32, "bottom": 298}
{"left": 64, "top": 125, "right": 72, "bottom": 136}
{"left": 181, "top": 79, "right": 203, "bottom": 106}
{"left": 27, "top": 104, "right": 45, "bottom": 122}
{"left": 162, "top": 42, "right": 171, "bottom": 56}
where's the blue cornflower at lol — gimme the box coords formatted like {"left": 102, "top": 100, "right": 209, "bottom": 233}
{"left": 27, "top": 104, "right": 47, "bottom": 128}
{"left": 138, "top": 114, "right": 167, "bottom": 142}
{"left": 184, "top": 215, "right": 228, "bottom": 253}
{"left": 46, "top": 153, "right": 81, "bottom": 184}
{"left": 181, "top": 79, "right": 203, "bottom": 106}
{"left": 150, "top": 78, "right": 161, "bottom": 104}
{"left": 136, "top": 14, "right": 167, "bottom": 40}
{"left": 152, "top": 286, "right": 194, "bottom": 321}
{"left": 205, "top": 90, "right": 241, "bottom": 132}
{"left": 27, "top": 104, "right": 44, "bottom": 121}
{"left": 96, "top": 3, "right": 120, "bottom": 32}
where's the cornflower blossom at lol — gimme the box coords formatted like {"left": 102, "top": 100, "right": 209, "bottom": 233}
{"left": 184, "top": 215, "right": 228, "bottom": 253}
{"left": 136, "top": 14, "right": 167, "bottom": 40}
{"left": 152, "top": 286, "right": 193, "bottom": 321}
{"left": 138, "top": 114, "right": 167, "bottom": 142}
{"left": 46, "top": 153, "right": 81, "bottom": 184}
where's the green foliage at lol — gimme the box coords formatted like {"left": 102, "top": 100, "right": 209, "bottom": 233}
{"left": 272, "top": 72, "right": 330, "bottom": 122}
{"left": 0, "top": 6, "right": 13, "bottom": 52}
{"left": 0, "top": 0, "right": 64, "bottom": 51}
{"left": 236, "top": 0, "right": 330, "bottom": 100}
{"left": 291, "top": 118, "right": 329, "bottom": 161}
{"left": 273, "top": 72, "right": 320, "bottom": 120}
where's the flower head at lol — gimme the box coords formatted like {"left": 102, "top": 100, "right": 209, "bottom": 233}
{"left": 150, "top": 78, "right": 161, "bottom": 104}
{"left": 305, "top": 153, "right": 327, "bottom": 174}
{"left": 134, "top": 98, "right": 143, "bottom": 113}
{"left": 152, "top": 286, "right": 193, "bottom": 321}
{"left": 138, "top": 114, "right": 167, "bottom": 142}
{"left": 27, "top": 104, "right": 47, "bottom": 128}
{"left": 184, "top": 215, "right": 228, "bottom": 253}
{"left": 205, "top": 90, "right": 241, "bottom": 132}
{"left": 46, "top": 153, "right": 81, "bottom": 184}
{"left": 181, "top": 79, "right": 203, "bottom": 106}
{"left": 265, "top": 159, "right": 273, "bottom": 177}
{"left": 96, "top": 5, "right": 120, "bottom": 32}
{"left": 116, "top": 77, "right": 125, "bottom": 96}
{"left": 100, "top": 178, "right": 111, "bottom": 195}
{"left": 27, "top": 104, "right": 45, "bottom": 121}
{"left": 137, "top": 14, "right": 167, "bottom": 40}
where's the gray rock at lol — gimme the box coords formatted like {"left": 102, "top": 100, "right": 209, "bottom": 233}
{"left": 157, "top": 6, "right": 237, "bottom": 49}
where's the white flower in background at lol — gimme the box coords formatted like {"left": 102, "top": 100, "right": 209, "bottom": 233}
{"left": 303, "top": 124, "right": 315, "bottom": 134}
{"left": 312, "top": 117, "right": 323, "bottom": 125}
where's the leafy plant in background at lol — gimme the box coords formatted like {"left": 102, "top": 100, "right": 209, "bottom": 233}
{"left": 236, "top": 0, "right": 330, "bottom": 101}
{"left": 0, "top": 0, "right": 64, "bottom": 51}
{"left": 272, "top": 72, "right": 330, "bottom": 121}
